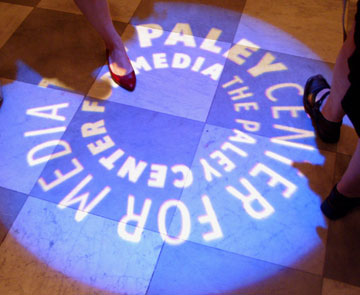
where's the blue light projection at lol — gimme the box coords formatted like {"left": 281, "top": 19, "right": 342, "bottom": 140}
{"left": 0, "top": 79, "right": 83, "bottom": 194}
{"left": 0, "top": 10, "right": 337, "bottom": 295}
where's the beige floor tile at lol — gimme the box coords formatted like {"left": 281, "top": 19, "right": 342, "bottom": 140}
{"left": 0, "top": 3, "right": 33, "bottom": 50}
{"left": 235, "top": 0, "right": 344, "bottom": 63}
{"left": 37, "top": 0, "right": 141, "bottom": 23}
{"left": 322, "top": 278, "right": 360, "bottom": 295}
{"left": 0, "top": 234, "right": 49, "bottom": 295}
{"left": 324, "top": 212, "right": 360, "bottom": 286}
{"left": 0, "top": 8, "right": 126, "bottom": 94}
{"left": 333, "top": 152, "right": 352, "bottom": 185}
{"left": 37, "top": 0, "right": 80, "bottom": 15}
{"left": 0, "top": 234, "right": 120, "bottom": 295}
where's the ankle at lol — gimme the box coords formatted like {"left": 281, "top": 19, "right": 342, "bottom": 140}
{"left": 321, "top": 98, "right": 344, "bottom": 123}
{"left": 337, "top": 183, "right": 360, "bottom": 199}
{"left": 106, "top": 38, "right": 126, "bottom": 51}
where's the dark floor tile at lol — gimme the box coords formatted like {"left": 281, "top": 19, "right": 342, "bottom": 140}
{"left": 333, "top": 152, "right": 352, "bottom": 185}
{"left": 147, "top": 241, "right": 322, "bottom": 295}
{"left": 131, "top": 0, "right": 246, "bottom": 43}
{"left": 322, "top": 278, "right": 360, "bottom": 295}
{"left": 37, "top": 0, "right": 141, "bottom": 23}
{"left": 0, "top": 7, "right": 126, "bottom": 94}
{"left": 0, "top": 2, "right": 32, "bottom": 50}
{"left": 324, "top": 212, "right": 360, "bottom": 287}
{"left": 0, "top": 0, "right": 40, "bottom": 6}
{"left": 0, "top": 187, "right": 27, "bottom": 245}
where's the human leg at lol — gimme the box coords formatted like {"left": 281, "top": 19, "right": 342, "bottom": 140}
{"left": 304, "top": 2, "right": 360, "bottom": 219}
{"left": 73, "top": 0, "right": 135, "bottom": 90}
{"left": 302, "top": 23, "right": 356, "bottom": 143}
{"left": 337, "top": 139, "right": 360, "bottom": 198}
{"left": 321, "top": 139, "right": 360, "bottom": 220}
{"left": 334, "top": 0, "right": 360, "bottom": 200}
{"left": 321, "top": 23, "right": 355, "bottom": 123}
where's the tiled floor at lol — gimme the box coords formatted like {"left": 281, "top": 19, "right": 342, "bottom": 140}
{"left": 1, "top": 0, "right": 360, "bottom": 294}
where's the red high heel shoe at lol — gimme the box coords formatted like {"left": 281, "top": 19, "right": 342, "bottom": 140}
{"left": 106, "top": 49, "right": 136, "bottom": 92}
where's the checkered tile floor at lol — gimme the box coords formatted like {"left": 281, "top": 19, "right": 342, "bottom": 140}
{"left": 1, "top": 0, "right": 360, "bottom": 294}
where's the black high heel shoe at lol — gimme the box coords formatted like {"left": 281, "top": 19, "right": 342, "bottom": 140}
{"left": 303, "top": 75, "right": 342, "bottom": 143}
{"left": 321, "top": 185, "right": 360, "bottom": 220}
{"left": 106, "top": 49, "right": 136, "bottom": 92}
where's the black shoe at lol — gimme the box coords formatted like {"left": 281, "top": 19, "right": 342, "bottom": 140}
{"left": 321, "top": 185, "right": 360, "bottom": 220}
{"left": 303, "top": 75, "right": 342, "bottom": 143}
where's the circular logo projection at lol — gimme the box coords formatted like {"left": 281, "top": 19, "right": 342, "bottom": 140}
{"left": 18, "top": 14, "right": 332, "bottom": 294}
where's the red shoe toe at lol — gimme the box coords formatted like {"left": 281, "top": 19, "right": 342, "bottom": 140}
{"left": 106, "top": 49, "right": 136, "bottom": 92}
{"left": 110, "top": 70, "right": 136, "bottom": 92}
